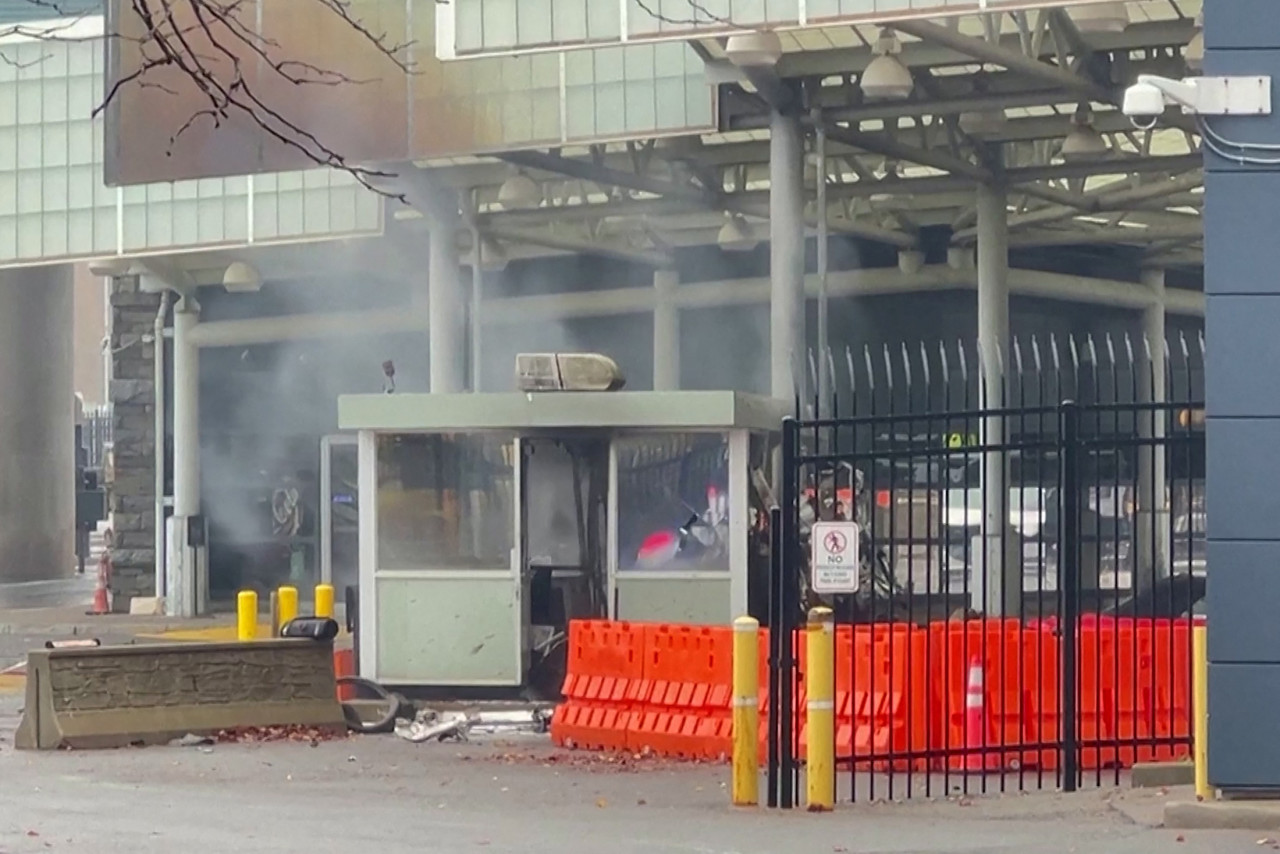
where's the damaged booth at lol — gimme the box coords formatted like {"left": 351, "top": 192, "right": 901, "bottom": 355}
{"left": 337, "top": 354, "right": 785, "bottom": 692}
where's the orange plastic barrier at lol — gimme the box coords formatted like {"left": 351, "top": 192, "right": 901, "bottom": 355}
{"left": 841, "top": 624, "right": 929, "bottom": 769}
{"left": 551, "top": 620, "right": 646, "bottom": 752}
{"left": 627, "top": 624, "right": 733, "bottom": 759}
{"left": 334, "top": 647, "right": 356, "bottom": 702}
{"left": 551, "top": 615, "right": 1198, "bottom": 771}
{"left": 930, "top": 619, "right": 1030, "bottom": 770}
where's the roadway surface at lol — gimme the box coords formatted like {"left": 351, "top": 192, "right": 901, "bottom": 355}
{"left": 0, "top": 688, "right": 1268, "bottom": 854}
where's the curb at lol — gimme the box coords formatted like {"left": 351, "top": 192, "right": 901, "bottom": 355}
{"left": 1165, "top": 800, "right": 1280, "bottom": 831}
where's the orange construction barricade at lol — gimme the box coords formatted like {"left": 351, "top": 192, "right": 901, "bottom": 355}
{"left": 551, "top": 620, "right": 647, "bottom": 752}
{"left": 930, "top": 619, "right": 1027, "bottom": 771}
{"left": 626, "top": 624, "right": 733, "bottom": 759}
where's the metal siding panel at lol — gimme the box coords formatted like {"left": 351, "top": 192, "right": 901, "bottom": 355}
{"left": 1205, "top": 418, "right": 1280, "bottom": 541}
{"left": 1205, "top": 0, "right": 1279, "bottom": 51}
{"left": 1209, "top": 663, "right": 1280, "bottom": 788}
{"left": 1201, "top": 48, "right": 1280, "bottom": 173}
{"left": 1205, "top": 296, "right": 1280, "bottom": 416}
{"left": 1202, "top": 174, "right": 1277, "bottom": 294}
{"left": 1207, "top": 542, "right": 1280, "bottom": 664}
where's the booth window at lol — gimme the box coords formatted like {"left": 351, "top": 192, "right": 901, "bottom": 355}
{"left": 376, "top": 434, "right": 514, "bottom": 570}
{"left": 616, "top": 432, "right": 730, "bottom": 572}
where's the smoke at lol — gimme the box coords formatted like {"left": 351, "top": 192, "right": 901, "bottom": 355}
{"left": 194, "top": 215, "right": 812, "bottom": 595}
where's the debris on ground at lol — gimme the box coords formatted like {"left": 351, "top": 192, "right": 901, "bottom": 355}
{"left": 170, "top": 733, "right": 214, "bottom": 748}
{"left": 395, "top": 710, "right": 470, "bottom": 743}
{"left": 394, "top": 707, "right": 552, "bottom": 744}
{"left": 483, "top": 746, "right": 697, "bottom": 773}
{"left": 213, "top": 725, "right": 347, "bottom": 745}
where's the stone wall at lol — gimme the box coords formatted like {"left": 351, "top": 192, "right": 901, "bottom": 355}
{"left": 107, "top": 275, "right": 162, "bottom": 608}
{"left": 45, "top": 641, "right": 336, "bottom": 712}
{"left": 15, "top": 640, "right": 344, "bottom": 749}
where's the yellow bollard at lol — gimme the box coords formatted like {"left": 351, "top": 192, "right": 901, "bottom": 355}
{"left": 731, "top": 615, "right": 760, "bottom": 807}
{"left": 315, "top": 584, "right": 335, "bottom": 620}
{"left": 236, "top": 590, "right": 258, "bottom": 641}
{"left": 1193, "top": 624, "right": 1211, "bottom": 801}
{"left": 806, "top": 606, "right": 835, "bottom": 812}
{"left": 277, "top": 586, "right": 298, "bottom": 635}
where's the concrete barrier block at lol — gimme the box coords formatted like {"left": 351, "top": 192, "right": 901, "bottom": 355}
{"left": 1131, "top": 762, "right": 1196, "bottom": 788}
{"left": 14, "top": 639, "right": 344, "bottom": 750}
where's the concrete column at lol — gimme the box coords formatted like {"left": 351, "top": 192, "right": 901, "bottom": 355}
{"left": 470, "top": 221, "right": 484, "bottom": 392}
{"left": 1135, "top": 268, "right": 1168, "bottom": 593}
{"left": 172, "top": 296, "right": 199, "bottom": 521}
{"left": 653, "top": 268, "right": 679, "bottom": 390}
{"left": 427, "top": 191, "right": 465, "bottom": 394}
{"left": 169, "top": 294, "right": 204, "bottom": 617}
{"left": 0, "top": 265, "right": 73, "bottom": 585}
{"left": 770, "top": 110, "right": 806, "bottom": 401}
{"left": 975, "top": 179, "right": 1017, "bottom": 617}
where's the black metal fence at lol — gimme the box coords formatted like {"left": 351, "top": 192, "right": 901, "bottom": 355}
{"left": 82, "top": 405, "right": 113, "bottom": 471}
{"left": 766, "top": 333, "right": 1205, "bottom": 806}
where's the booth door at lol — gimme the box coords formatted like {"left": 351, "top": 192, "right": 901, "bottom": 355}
{"left": 320, "top": 434, "right": 359, "bottom": 603}
{"left": 368, "top": 433, "right": 523, "bottom": 687}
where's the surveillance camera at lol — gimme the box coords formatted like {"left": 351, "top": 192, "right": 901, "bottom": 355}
{"left": 1122, "top": 80, "right": 1167, "bottom": 129}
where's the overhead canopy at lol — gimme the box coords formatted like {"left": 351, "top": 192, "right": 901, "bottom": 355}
{"left": 338, "top": 390, "right": 789, "bottom": 433}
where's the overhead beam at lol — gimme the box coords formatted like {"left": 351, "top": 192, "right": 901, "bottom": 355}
{"left": 774, "top": 18, "right": 1196, "bottom": 78}
{"left": 499, "top": 150, "right": 711, "bottom": 204}
{"left": 503, "top": 137, "right": 917, "bottom": 248}
{"left": 822, "top": 123, "right": 991, "bottom": 182}
{"left": 890, "top": 19, "right": 1114, "bottom": 104}
{"left": 1008, "top": 222, "right": 1203, "bottom": 248}
{"left": 954, "top": 172, "right": 1205, "bottom": 241}
{"left": 463, "top": 155, "right": 1203, "bottom": 237}
{"left": 483, "top": 226, "right": 673, "bottom": 266}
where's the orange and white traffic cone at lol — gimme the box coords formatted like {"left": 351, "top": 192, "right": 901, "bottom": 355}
{"left": 86, "top": 552, "right": 111, "bottom": 616}
{"left": 962, "top": 655, "right": 1001, "bottom": 773}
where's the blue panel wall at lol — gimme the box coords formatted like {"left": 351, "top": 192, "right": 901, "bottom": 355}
{"left": 1204, "top": 5, "right": 1280, "bottom": 792}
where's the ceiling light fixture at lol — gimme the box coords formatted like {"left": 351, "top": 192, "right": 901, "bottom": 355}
{"left": 1071, "top": 2, "right": 1130, "bottom": 34}
{"left": 860, "top": 28, "right": 914, "bottom": 101}
{"left": 724, "top": 31, "right": 783, "bottom": 68}
{"left": 717, "top": 214, "right": 757, "bottom": 252}
{"left": 497, "top": 172, "right": 542, "bottom": 210}
{"left": 222, "top": 261, "right": 262, "bottom": 293}
{"left": 1060, "top": 111, "right": 1110, "bottom": 162}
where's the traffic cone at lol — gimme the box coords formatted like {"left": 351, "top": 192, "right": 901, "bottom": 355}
{"left": 86, "top": 554, "right": 110, "bottom": 616}
{"left": 962, "top": 655, "right": 1001, "bottom": 773}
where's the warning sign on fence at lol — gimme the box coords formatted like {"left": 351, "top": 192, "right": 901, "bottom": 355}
{"left": 810, "top": 520, "right": 861, "bottom": 594}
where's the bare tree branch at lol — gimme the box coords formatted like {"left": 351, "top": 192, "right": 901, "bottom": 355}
{"left": 12, "top": 0, "right": 416, "bottom": 194}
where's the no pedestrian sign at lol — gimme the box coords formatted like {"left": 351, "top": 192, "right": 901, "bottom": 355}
{"left": 810, "top": 521, "right": 861, "bottom": 594}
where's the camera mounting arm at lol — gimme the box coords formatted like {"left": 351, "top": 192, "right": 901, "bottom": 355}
{"left": 1123, "top": 74, "right": 1272, "bottom": 126}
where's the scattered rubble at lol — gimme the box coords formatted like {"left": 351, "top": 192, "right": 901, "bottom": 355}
{"left": 394, "top": 708, "right": 552, "bottom": 744}
{"left": 213, "top": 725, "right": 347, "bottom": 745}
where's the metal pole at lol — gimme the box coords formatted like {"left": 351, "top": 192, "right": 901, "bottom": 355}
{"left": 171, "top": 294, "right": 200, "bottom": 617}
{"left": 1137, "top": 267, "right": 1168, "bottom": 593}
{"left": 1060, "top": 401, "right": 1081, "bottom": 792}
{"left": 814, "top": 121, "right": 830, "bottom": 407}
{"left": 732, "top": 615, "right": 760, "bottom": 806}
{"left": 149, "top": 285, "right": 168, "bottom": 602}
{"left": 427, "top": 191, "right": 465, "bottom": 394}
{"left": 770, "top": 110, "right": 806, "bottom": 401}
{"left": 1193, "top": 623, "right": 1210, "bottom": 799}
{"left": 470, "top": 221, "right": 484, "bottom": 392}
{"left": 976, "top": 174, "right": 1015, "bottom": 617}
{"left": 805, "top": 606, "right": 835, "bottom": 811}
{"left": 653, "top": 268, "right": 679, "bottom": 390}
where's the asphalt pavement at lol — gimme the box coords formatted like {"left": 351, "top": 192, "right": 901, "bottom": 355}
{"left": 0, "top": 690, "right": 1268, "bottom": 854}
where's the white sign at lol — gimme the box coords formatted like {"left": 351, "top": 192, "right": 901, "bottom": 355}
{"left": 810, "top": 521, "right": 861, "bottom": 594}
